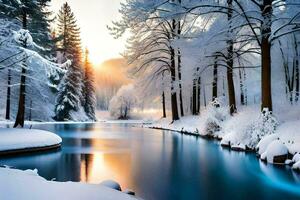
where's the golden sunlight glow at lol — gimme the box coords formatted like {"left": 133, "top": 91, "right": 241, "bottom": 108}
{"left": 89, "top": 50, "right": 106, "bottom": 66}
{"left": 80, "top": 152, "right": 132, "bottom": 188}
{"left": 51, "top": 0, "right": 127, "bottom": 65}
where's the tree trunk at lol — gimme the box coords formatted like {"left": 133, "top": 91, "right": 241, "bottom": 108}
{"left": 29, "top": 100, "right": 32, "bottom": 121}
{"left": 178, "top": 49, "right": 184, "bottom": 117}
{"left": 239, "top": 68, "right": 245, "bottom": 105}
{"left": 192, "top": 78, "right": 197, "bottom": 115}
{"left": 227, "top": 0, "right": 237, "bottom": 115}
{"left": 261, "top": 0, "right": 273, "bottom": 111}
{"left": 162, "top": 91, "right": 166, "bottom": 118}
{"left": 176, "top": 13, "right": 184, "bottom": 117}
{"left": 5, "top": 69, "right": 11, "bottom": 120}
{"left": 243, "top": 69, "right": 248, "bottom": 105}
{"left": 169, "top": 17, "right": 180, "bottom": 121}
{"left": 14, "top": 10, "right": 27, "bottom": 128}
{"left": 294, "top": 34, "right": 299, "bottom": 102}
{"left": 212, "top": 57, "right": 218, "bottom": 101}
{"left": 197, "top": 76, "right": 201, "bottom": 114}
{"left": 203, "top": 84, "right": 207, "bottom": 108}
{"left": 222, "top": 77, "right": 226, "bottom": 96}
{"left": 170, "top": 46, "right": 179, "bottom": 121}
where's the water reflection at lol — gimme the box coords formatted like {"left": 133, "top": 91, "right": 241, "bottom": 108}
{"left": 0, "top": 123, "right": 300, "bottom": 200}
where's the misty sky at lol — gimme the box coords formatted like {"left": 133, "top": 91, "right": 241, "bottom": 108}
{"left": 50, "top": 0, "right": 127, "bottom": 65}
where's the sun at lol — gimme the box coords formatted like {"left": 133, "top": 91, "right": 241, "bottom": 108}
{"left": 85, "top": 50, "right": 102, "bottom": 66}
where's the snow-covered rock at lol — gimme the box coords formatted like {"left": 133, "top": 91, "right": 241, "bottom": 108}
{"left": 260, "top": 140, "right": 289, "bottom": 164}
{"left": 292, "top": 153, "right": 300, "bottom": 163}
{"left": 290, "top": 153, "right": 300, "bottom": 170}
{"left": 100, "top": 180, "right": 122, "bottom": 191}
{"left": 231, "top": 143, "right": 246, "bottom": 151}
{"left": 257, "top": 134, "right": 278, "bottom": 155}
{"left": 292, "top": 161, "right": 300, "bottom": 170}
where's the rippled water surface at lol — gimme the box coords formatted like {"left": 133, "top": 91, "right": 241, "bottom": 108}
{"left": 1, "top": 123, "right": 300, "bottom": 200}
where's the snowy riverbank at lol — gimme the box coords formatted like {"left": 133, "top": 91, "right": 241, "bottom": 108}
{"left": 0, "top": 128, "right": 62, "bottom": 154}
{"left": 0, "top": 167, "right": 136, "bottom": 200}
{"left": 145, "top": 101, "right": 300, "bottom": 171}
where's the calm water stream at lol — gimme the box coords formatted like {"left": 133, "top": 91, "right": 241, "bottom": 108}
{"left": 1, "top": 123, "right": 300, "bottom": 200}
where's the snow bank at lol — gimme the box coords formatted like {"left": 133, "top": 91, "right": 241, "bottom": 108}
{"left": 275, "top": 120, "right": 300, "bottom": 155}
{"left": 0, "top": 167, "right": 135, "bottom": 200}
{"left": 0, "top": 128, "right": 62, "bottom": 152}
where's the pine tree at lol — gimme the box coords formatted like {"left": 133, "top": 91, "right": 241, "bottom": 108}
{"left": 82, "top": 48, "right": 96, "bottom": 121}
{"left": 54, "top": 2, "right": 84, "bottom": 121}
{"left": 56, "top": 2, "right": 82, "bottom": 64}
{"left": 54, "top": 66, "right": 82, "bottom": 121}
{"left": 28, "top": 0, "right": 56, "bottom": 57}
{"left": 0, "top": 0, "right": 55, "bottom": 55}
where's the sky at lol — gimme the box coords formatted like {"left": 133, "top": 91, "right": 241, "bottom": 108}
{"left": 50, "top": 0, "right": 127, "bottom": 65}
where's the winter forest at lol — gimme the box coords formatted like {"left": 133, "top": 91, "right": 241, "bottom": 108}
{"left": 1, "top": 0, "right": 300, "bottom": 200}
{"left": 0, "top": 0, "right": 96, "bottom": 126}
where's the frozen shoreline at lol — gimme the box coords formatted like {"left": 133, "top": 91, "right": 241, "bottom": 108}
{"left": 145, "top": 103, "right": 300, "bottom": 171}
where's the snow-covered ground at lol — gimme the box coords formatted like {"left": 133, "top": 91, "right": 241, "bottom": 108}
{"left": 0, "top": 167, "right": 136, "bottom": 200}
{"left": 0, "top": 128, "right": 62, "bottom": 153}
{"left": 146, "top": 100, "right": 300, "bottom": 171}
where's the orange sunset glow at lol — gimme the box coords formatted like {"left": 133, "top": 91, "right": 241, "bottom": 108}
{"left": 51, "top": 0, "right": 127, "bottom": 65}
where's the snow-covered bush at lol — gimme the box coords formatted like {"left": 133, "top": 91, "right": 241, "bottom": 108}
{"left": 221, "top": 107, "right": 278, "bottom": 150}
{"left": 247, "top": 109, "right": 278, "bottom": 149}
{"left": 203, "top": 97, "right": 229, "bottom": 137}
{"left": 109, "top": 84, "right": 136, "bottom": 119}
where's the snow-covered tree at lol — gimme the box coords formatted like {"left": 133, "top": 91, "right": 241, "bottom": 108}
{"left": 29, "top": 0, "right": 56, "bottom": 57}
{"left": 109, "top": 84, "right": 136, "bottom": 119}
{"left": 53, "top": 2, "right": 85, "bottom": 121}
{"left": 110, "top": 0, "right": 193, "bottom": 121}
{"left": 54, "top": 61, "right": 82, "bottom": 121}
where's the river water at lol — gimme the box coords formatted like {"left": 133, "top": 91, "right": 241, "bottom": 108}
{"left": 1, "top": 123, "right": 300, "bottom": 200}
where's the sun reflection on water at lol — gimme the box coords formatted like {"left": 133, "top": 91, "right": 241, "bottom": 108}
{"left": 79, "top": 151, "right": 132, "bottom": 189}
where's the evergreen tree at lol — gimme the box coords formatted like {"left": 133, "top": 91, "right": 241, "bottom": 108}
{"left": 28, "top": 0, "right": 56, "bottom": 58}
{"left": 54, "top": 2, "right": 83, "bottom": 121}
{"left": 56, "top": 2, "right": 82, "bottom": 64}
{"left": 54, "top": 65, "right": 82, "bottom": 121}
{"left": 0, "top": 0, "right": 20, "bottom": 19}
{"left": 0, "top": 0, "right": 55, "bottom": 55}
{"left": 82, "top": 48, "right": 96, "bottom": 121}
